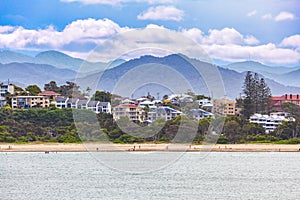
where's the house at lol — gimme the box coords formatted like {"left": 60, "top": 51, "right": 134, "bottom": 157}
{"left": 38, "top": 91, "right": 61, "bottom": 101}
{"left": 113, "top": 104, "right": 142, "bottom": 122}
{"left": 0, "top": 83, "right": 14, "bottom": 107}
{"left": 77, "top": 99, "right": 89, "bottom": 109}
{"left": 197, "top": 99, "right": 213, "bottom": 111}
{"left": 11, "top": 96, "right": 50, "bottom": 109}
{"left": 189, "top": 109, "right": 214, "bottom": 120}
{"left": 249, "top": 113, "right": 295, "bottom": 133}
{"left": 148, "top": 106, "right": 182, "bottom": 121}
{"left": 120, "top": 99, "right": 136, "bottom": 105}
{"left": 271, "top": 94, "right": 300, "bottom": 111}
{"left": 213, "top": 98, "right": 236, "bottom": 115}
{"left": 98, "top": 102, "right": 111, "bottom": 114}
{"left": 55, "top": 97, "right": 69, "bottom": 108}
{"left": 55, "top": 97, "right": 111, "bottom": 114}
{"left": 139, "top": 100, "right": 156, "bottom": 108}
{"left": 66, "top": 98, "right": 79, "bottom": 109}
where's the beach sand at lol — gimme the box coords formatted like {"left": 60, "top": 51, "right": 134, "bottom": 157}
{"left": 1, "top": 143, "right": 300, "bottom": 152}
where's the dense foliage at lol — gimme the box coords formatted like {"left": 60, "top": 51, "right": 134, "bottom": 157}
{"left": 242, "top": 71, "right": 271, "bottom": 118}
{"left": 1, "top": 106, "right": 300, "bottom": 144}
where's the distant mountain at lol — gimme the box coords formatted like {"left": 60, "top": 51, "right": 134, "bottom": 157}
{"left": 35, "top": 50, "right": 86, "bottom": 71}
{"left": 0, "top": 50, "right": 34, "bottom": 64}
{"left": 77, "top": 54, "right": 300, "bottom": 99}
{"left": 224, "top": 61, "right": 300, "bottom": 88}
{"left": 218, "top": 68, "right": 300, "bottom": 98}
{"left": 1, "top": 51, "right": 299, "bottom": 97}
{"left": 225, "top": 61, "right": 300, "bottom": 75}
{"left": 275, "top": 69, "right": 300, "bottom": 87}
{"left": 0, "top": 50, "right": 125, "bottom": 72}
{"left": 0, "top": 62, "right": 76, "bottom": 87}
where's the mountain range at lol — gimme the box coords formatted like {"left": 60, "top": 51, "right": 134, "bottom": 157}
{"left": 0, "top": 50, "right": 299, "bottom": 98}
{"left": 224, "top": 61, "right": 300, "bottom": 87}
{"left": 0, "top": 50, "right": 124, "bottom": 72}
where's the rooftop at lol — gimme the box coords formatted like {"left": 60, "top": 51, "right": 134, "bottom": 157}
{"left": 38, "top": 91, "right": 61, "bottom": 96}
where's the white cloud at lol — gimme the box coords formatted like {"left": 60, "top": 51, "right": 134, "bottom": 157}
{"left": 0, "top": 18, "right": 129, "bottom": 50}
{"left": 280, "top": 35, "right": 300, "bottom": 49}
{"left": 137, "top": 6, "right": 184, "bottom": 21}
{"left": 275, "top": 11, "right": 295, "bottom": 21}
{"left": 181, "top": 27, "right": 300, "bottom": 64}
{"left": 181, "top": 27, "right": 260, "bottom": 45}
{"left": 0, "top": 18, "right": 299, "bottom": 65}
{"left": 202, "top": 43, "right": 300, "bottom": 65}
{"left": 247, "top": 10, "right": 257, "bottom": 17}
{"left": 61, "top": 0, "right": 173, "bottom": 6}
{"left": 262, "top": 13, "right": 272, "bottom": 20}
{"left": 0, "top": 26, "right": 16, "bottom": 33}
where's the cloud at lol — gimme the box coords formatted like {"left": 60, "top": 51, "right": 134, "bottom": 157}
{"left": 262, "top": 13, "right": 272, "bottom": 20}
{"left": 137, "top": 6, "right": 184, "bottom": 21}
{"left": 181, "top": 27, "right": 299, "bottom": 64}
{"left": 202, "top": 43, "right": 300, "bottom": 65}
{"left": 280, "top": 35, "right": 300, "bottom": 49}
{"left": 181, "top": 27, "right": 260, "bottom": 45}
{"left": 261, "top": 11, "right": 295, "bottom": 22}
{"left": 247, "top": 10, "right": 257, "bottom": 17}
{"left": 275, "top": 11, "right": 295, "bottom": 21}
{"left": 61, "top": 0, "right": 173, "bottom": 6}
{"left": 0, "top": 18, "right": 129, "bottom": 50}
{"left": 0, "top": 18, "right": 299, "bottom": 65}
{"left": 0, "top": 26, "right": 16, "bottom": 33}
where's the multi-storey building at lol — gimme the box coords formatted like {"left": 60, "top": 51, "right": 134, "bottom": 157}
{"left": 0, "top": 83, "right": 14, "bottom": 107}
{"left": 148, "top": 106, "right": 182, "bottom": 121}
{"left": 249, "top": 112, "right": 295, "bottom": 133}
{"left": 113, "top": 104, "right": 142, "bottom": 122}
{"left": 38, "top": 91, "right": 61, "bottom": 101}
{"left": 213, "top": 98, "right": 236, "bottom": 115}
{"left": 11, "top": 96, "right": 50, "bottom": 109}
{"left": 272, "top": 94, "right": 300, "bottom": 111}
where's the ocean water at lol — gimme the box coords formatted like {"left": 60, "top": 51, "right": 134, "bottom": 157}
{"left": 1, "top": 152, "right": 300, "bottom": 200}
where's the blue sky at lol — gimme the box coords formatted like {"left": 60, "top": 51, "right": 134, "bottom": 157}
{"left": 0, "top": 0, "right": 299, "bottom": 66}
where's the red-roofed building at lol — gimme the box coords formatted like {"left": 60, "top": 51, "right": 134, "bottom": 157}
{"left": 271, "top": 94, "right": 300, "bottom": 111}
{"left": 38, "top": 91, "right": 61, "bottom": 101}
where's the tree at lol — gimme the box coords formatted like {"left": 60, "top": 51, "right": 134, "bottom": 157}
{"left": 44, "top": 81, "right": 60, "bottom": 93}
{"left": 60, "top": 81, "right": 81, "bottom": 97}
{"left": 14, "top": 85, "right": 27, "bottom": 95}
{"left": 92, "top": 91, "right": 112, "bottom": 102}
{"left": 25, "top": 85, "right": 41, "bottom": 95}
{"left": 242, "top": 71, "right": 254, "bottom": 118}
{"left": 242, "top": 71, "right": 271, "bottom": 117}
{"left": 163, "top": 94, "right": 169, "bottom": 100}
{"left": 258, "top": 78, "right": 271, "bottom": 114}
{"left": 223, "top": 120, "right": 241, "bottom": 143}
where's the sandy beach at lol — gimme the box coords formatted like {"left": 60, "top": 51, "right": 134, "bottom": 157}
{"left": 1, "top": 143, "right": 300, "bottom": 152}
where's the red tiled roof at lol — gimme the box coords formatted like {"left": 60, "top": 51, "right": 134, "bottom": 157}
{"left": 38, "top": 91, "right": 61, "bottom": 96}
{"left": 116, "top": 104, "right": 140, "bottom": 108}
{"left": 272, "top": 94, "right": 300, "bottom": 101}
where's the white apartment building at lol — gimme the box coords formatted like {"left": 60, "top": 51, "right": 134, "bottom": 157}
{"left": 0, "top": 83, "right": 14, "bottom": 107}
{"left": 249, "top": 113, "right": 295, "bottom": 133}
{"left": 148, "top": 106, "right": 182, "bottom": 121}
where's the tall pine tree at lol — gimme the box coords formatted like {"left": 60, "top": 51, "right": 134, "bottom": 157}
{"left": 242, "top": 71, "right": 271, "bottom": 117}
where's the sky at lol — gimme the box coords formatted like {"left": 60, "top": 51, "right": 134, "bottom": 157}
{"left": 0, "top": 0, "right": 299, "bottom": 66}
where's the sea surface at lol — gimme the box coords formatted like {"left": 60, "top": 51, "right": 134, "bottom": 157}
{"left": 1, "top": 152, "right": 300, "bottom": 200}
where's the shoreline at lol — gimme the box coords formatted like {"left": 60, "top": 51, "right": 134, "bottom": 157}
{"left": 1, "top": 143, "right": 300, "bottom": 152}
